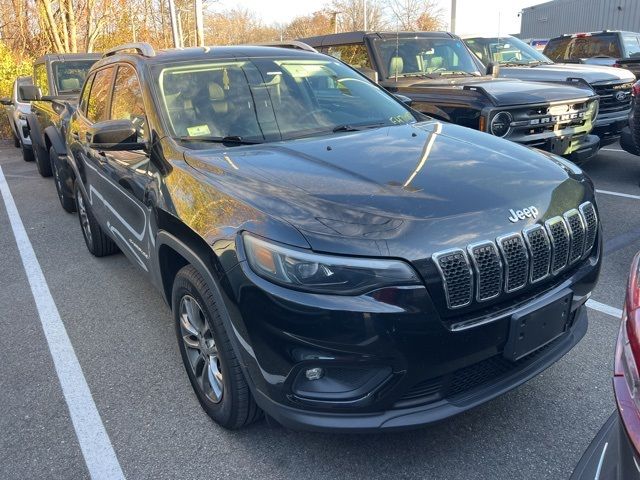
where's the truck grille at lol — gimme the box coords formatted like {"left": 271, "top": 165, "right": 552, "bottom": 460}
{"left": 593, "top": 82, "right": 633, "bottom": 114}
{"left": 432, "top": 202, "right": 598, "bottom": 309}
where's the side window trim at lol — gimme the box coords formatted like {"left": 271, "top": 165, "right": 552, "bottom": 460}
{"left": 79, "top": 73, "right": 95, "bottom": 117}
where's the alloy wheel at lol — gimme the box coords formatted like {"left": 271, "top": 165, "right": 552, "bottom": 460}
{"left": 179, "top": 294, "right": 224, "bottom": 403}
{"left": 77, "top": 192, "right": 93, "bottom": 245}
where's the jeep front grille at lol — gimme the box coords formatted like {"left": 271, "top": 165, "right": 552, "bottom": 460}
{"left": 432, "top": 202, "right": 598, "bottom": 309}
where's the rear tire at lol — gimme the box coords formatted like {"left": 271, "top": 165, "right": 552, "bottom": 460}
{"left": 74, "top": 182, "right": 118, "bottom": 257}
{"left": 51, "top": 147, "right": 76, "bottom": 213}
{"left": 21, "top": 142, "right": 34, "bottom": 162}
{"left": 34, "top": 141, "right": 52, "bottom": 177}
{"left": 172, "top": 265, "right": 262, "bottom": 429}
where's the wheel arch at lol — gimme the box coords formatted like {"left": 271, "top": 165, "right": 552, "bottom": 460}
{"left": 43, "top": 126, "right": 67, "bottom": 156}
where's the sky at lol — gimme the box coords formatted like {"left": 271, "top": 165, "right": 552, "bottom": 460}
{"left": 213, "top": 0, "right": 547, "bottom": 35}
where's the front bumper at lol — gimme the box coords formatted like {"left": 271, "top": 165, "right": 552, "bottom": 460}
{"left": 220, "top": 237, "right": 600, "bottom": 432}
{"left": 594, "top": 111, "right": 629, "bottom": 146}
{"left": 570, "top": 411, "right": 640, "bottom": 480}
{"left": 567, "top": 134, "right": 600, "bottom": 163}
{"left": 258, "top": 307, "right": 588, "bottom": 432}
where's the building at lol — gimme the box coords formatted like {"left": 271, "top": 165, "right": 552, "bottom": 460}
{"left": 520, "top": 0, "right": 640, "bottom": 39}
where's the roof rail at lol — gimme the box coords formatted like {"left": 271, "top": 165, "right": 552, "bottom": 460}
{"left": 103, "top": 42, "right": 156, "bottom": 58}
{"left": 254, "top": 41, "right": 318, "bottom": 53}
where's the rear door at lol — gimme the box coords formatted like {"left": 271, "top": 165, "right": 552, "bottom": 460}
{"left": 96, "top": 64, "right": 153, "bottom": 272}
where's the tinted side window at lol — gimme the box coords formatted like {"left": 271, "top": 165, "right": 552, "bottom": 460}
{"left": 79, "top": 73, "right": 95, "bottom": 115}
{"left": 623, "top": 34, "right": 640, "bottom": 58}
{"left": 325, "top": 44, "right": 372, "bottom": 69}
{"left": 543, "top": 37, "right": 572, "bottom": 61}
{"left": 86, "top": 67, "right": 115, "bottom": 123}
{"left": 111, "top": 65, "right": 146, "bottom": 140}
{"left": 34, "top": 64, "right": 49, "bottom": 96}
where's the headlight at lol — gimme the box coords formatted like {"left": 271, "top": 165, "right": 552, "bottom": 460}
{"left": 490, "top": 111, "right": 512, "bottom": 137}
{"left": 242, "top": 234, "right": 421, "bottom": 295}
{"left": 585, "top": 99, "right": 599, "bottom": 121}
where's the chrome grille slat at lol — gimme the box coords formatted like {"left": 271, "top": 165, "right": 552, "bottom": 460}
{"left": 497, "top": 233, "right": 529, "bottom": 293}
{"left": 545, "top": 216, "right": 570, "bottom": 274}
{"left": 523, "top": 225, "right": 551, "bottom": 283}
{"left": 468, "top": 241, "right": 503, "bottom": 302}
{"left": 432, "top": 202, "right": 597, "bottom": 310}
{"left": 432, "top": 249, "right": 473, "bottom": 309}
{"left": 564, "top": 209, "right": 586, "bottom": 265}
{"left": 579, "top": 201, "right": 598, "bottom": 256}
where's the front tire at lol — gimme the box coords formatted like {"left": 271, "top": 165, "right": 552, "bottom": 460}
{"left": 21, "top": 142, "right": 34, "bottom": 162}
{"left": 51, "top": 147, "right": 76, "bottom": 213}
{"left": 34, "top": 141, "right": 52, "bottom": 177}
{"left": 172, "top": 265, "right": 261, "bottom": 429}
{"left": 74, "top": 182, "right": 118, "bottom": 256}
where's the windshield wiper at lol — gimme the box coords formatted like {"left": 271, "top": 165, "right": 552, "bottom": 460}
{"left": 332, "top": 122, "right": 386, "bottom": 133}
{"left": 177, "top": 135, "right": 262, "bottom": 145}
{"left": 435, "top": 71, "right": 479, "bottom": 76}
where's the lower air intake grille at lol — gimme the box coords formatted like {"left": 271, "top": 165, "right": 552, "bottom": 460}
{"left": 432, "top": 202, "right": 598, "bottom": 310}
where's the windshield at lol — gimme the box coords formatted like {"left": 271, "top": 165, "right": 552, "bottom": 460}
{"left": 465, "top": 36, "right": 552, "bottom": 65}
{"left": 153, "top": 58, "right": 415, "bottom": 144}
{"left": 374, "top": 37, "right": 482, "bottom": 78}
{"left": 53, "top": 60, "right": 98, "bottom": 94}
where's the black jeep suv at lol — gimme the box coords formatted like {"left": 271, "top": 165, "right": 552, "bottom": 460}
{"left": 64, "top": 42, "right": 601, "bottom": 432}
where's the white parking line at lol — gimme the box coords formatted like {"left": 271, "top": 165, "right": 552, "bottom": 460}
{"left": 601, "top": 148, "right": 626, "bottom": 152}
{"left": 0, "top": 166, "right": 125, "bottom": 480}
{"left": 586, "top": 299, "right": 623, "bottom": 318}
{"left": 596, "top": 189, "right": 640, "bottom": 201}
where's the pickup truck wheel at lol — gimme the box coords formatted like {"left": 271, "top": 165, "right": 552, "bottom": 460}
{"left": 34, "top": 142, "right": 53, "bottom": 177}
{"left": 172, "top": 265, "right": 262, "bottom": 430}
{"left": 74, "top": 182, "right": 118, "bottom": 257}
{"left": 50, "top": 147, "right": 76, "bottom": 213}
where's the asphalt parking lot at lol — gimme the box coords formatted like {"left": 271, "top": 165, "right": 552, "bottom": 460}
{"left": 0, "top": 142, "right": 638, "bottom": 480}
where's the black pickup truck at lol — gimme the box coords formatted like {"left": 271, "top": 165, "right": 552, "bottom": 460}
{"left": 21, "top": 53, "right": 99, "bottom": 191}
{"left": 464, "top": 35, "right": 636, "bottom": 146}
{"left": 300, "top": 31, "right": 601, "bottom": 162}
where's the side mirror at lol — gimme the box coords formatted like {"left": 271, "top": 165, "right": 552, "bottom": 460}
{"left": 486, "top": 62, "right": 499, "bottom": 77}
{"left": 89, "top": 119, "right": 146, "bottom": 151}
{"left": 0, "top": 97, "right": 11, "bottom": 106}
{"left": 20, "top": 85, "right": 41, "bottom": 101}
{"left": 357, "top": 67, "right": 379, "bottom": 83}
{"left": 394, "top": 94, "right": 413, "bottom": 106}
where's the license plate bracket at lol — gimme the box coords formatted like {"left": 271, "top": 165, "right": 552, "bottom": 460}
{"left": 503, "top": 291, "right": 573, "bottom": 362}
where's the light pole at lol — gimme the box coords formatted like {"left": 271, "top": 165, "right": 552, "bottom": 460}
{"left": 450, "top": 0, "right": 457, "bottom": 34}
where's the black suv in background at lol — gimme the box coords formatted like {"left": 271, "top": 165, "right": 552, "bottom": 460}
{"left": 64, "top": 42, "right": 601, "bottom": 432}
{"left": 21, "top": 53, "right": 99, "bottom": 186}
{"left": 544, "top": 31, "right": 640, "bottom": 78}
{"left": 465, "top": 35, "right": 635, "bottom": 145}
{"left": 300, "top": 31, "right": 601, "bottom": 162}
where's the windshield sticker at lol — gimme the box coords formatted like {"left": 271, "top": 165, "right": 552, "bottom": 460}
{"left": 187, "top": 125, "right": 211, "bottom": 136}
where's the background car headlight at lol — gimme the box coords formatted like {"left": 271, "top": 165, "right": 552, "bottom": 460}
{"left": 242, "top": 234, "right": 421, "bottom": 295}
{"left": 490, "top": 111, "right": 512, "bottom": 137}
{"left": 585, "top": 99, "right": 599, "bottom": 121}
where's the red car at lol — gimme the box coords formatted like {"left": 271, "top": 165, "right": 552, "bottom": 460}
{"left": 571, "top": 252, "right": 640, "bottom": 479}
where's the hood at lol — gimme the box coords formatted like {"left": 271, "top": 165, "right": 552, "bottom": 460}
{"left": 499, "top": 62, "right": 636, "bottom": 84}
{"left": 184, "top": 121, "right": 592, "bottom": 258}
{"left": 386, "top": 76, "right": 595, "bottom": 107}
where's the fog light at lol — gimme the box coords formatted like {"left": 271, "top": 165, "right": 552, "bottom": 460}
{"left": 305, "top": 367, "right": 324, "bottom": 380}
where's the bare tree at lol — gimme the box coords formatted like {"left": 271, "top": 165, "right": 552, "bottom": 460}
{"left": 385, "top": 0, "right": 444, "bottom": 31}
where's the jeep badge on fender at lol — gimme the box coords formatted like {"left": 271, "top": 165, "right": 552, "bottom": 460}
{"left": 508, "top": 206, "right": 539, "bottom": 223}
